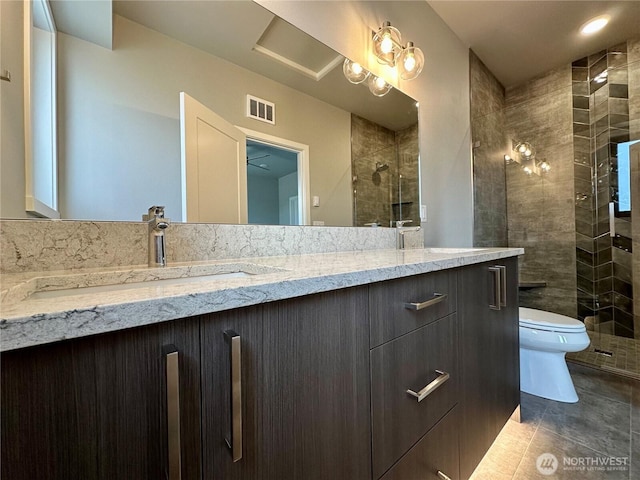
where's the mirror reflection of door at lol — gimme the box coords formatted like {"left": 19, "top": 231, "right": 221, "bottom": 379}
{"left": 247, "top": 140, "right": 300, "bottom": 225}
{"left": 180, "top": 92, "right": 248, "bottom": 223}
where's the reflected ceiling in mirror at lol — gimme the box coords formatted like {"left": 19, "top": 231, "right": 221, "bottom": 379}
{"left": 43, "top": 0, "right": 418, "bottom": 225}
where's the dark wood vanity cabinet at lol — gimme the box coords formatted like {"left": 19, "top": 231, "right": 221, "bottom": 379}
{"left": 1, "top": 260, "right": 519, "bottom": 480}
{"left": 200, "top": 287, "right": 371, "bottom": 480}
{"left": 458, "top": 257, "right": 520, "bottom": 479}
{"left": 0, "top": 317, "right": 202, "bottom": 480}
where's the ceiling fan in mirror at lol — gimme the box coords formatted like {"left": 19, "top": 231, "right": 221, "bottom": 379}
{"left": 247, "top": 154, "right": 271, "bottom": 171}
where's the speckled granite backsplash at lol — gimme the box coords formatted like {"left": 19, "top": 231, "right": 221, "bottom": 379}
{"left": 0, "top": 220, "right": 424, "bottom": 274}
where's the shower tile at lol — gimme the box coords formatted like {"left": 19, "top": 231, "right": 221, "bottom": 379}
{"left": 596, "top": 248, "right": 613, "bottom": 266}
{"left": 595, "top": 115, "right": 610, "bottom": 135}
{"left": 610, "top": 128, "right": 630, "bottom": 144}
{"left": 615, "top": 322, "right": 634, "bottom": 339}
{"left": 609, "top": 66, "right": 629, "bottom": 85}
{"left": 610, "top": 84, "right": 630, "bottom": 99}
{"left": 573, "top": 56, "right": 589, "bottom": 68}
{"left": 608, "top": 52, "right": 629, "bottom": 69}
{"left": 576, "top": 220, "right": 596, "bottom": 238}
{"left": 608, "top": 43, "right": 628, "bottom": 55}
{"left": 632, "top": 386, "right": 640, "bottom": 434}
{"left": 589, "top": 50, "right": 607, "bottom": 66}
{"left": 615, "top": 308, "right": 634, "bottom": 332}
{"left": 594, "top": 100, "right": 609, "bottom": 122}
{"left": 572, "top": 81, "right": 590, "bottom": 96}
{"left": 610, "top": 97, "right": 630, "bottom": 115}
{"left": 574, "top": 122, "right": 592, "bottom": 137}
{"left": 614, "top": 278, "right": 633, "bottom": 300}
{"left": 573, "top": 108, "right": 591, "bottom": 124}
{"left": 573, "top": 95, "right": 590, "bottom": 110}
{"left": 596, "top": 129, "right": 611, "bottom": 149}
{"left": 577, "top": 248, "right": 595, "bottom": 266}
{"left": 590, "top": 77, "right": 609, "bottom": 95}
{"left": 594, "top": 83, "right": 610, "bottom": 105}
{"left": 578, "top": 274, "right": 596, "bottom": 295}
{"left": 538, "top": 382, "right": 631, "bottom": 459}
{"left": 610, "top": 114, "right": 630, "bottom": 130}
{"left": 574, "top": 162, "right": 593, "bottom": 182}
{"left": 573, "top": 67, "right": 589, "bottom": 82}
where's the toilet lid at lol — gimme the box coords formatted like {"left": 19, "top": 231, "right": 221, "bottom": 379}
{"left": 519, "top": 307, "right": 587, "bottom": 333}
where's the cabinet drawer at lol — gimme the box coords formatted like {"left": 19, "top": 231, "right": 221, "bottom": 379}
{"left": 371, "top": 314, "right": 459, "bottom": 479}
{"left": 379, "top": 406, "right": 460, "bottom": 480}
{"left": 370, "top": 270, "right": 457, "bottom": 348}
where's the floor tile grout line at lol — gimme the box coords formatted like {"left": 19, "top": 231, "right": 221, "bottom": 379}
{"left": 509, "top": 400, "right": 549, "bottom": 479}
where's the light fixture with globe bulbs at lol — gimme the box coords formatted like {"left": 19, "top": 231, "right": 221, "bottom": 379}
{"left": 342, "top": 21, "right": 425, "bottom": 97}
{"left": 504, "top": 140, "right": 550, "bottom": 176}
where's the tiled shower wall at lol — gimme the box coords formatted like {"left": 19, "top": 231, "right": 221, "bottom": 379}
{"left": 350, "top": 114, "right": 419, "bottom": 227}
{"left": 572, "top": 39, "right": 639, "bottom": 338}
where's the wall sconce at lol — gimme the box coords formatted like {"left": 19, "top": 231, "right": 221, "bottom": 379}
{"left": 504, "top": 141, "right": 550, "bottom": 176}
{"left": 372, "top": 21, "right": 403, "bottom": 66}
{"left": 368, "top": 74, "right": 393, "bottom": 97}
{"left": 342, "top": 21, "right": 423, "bottom": 96}
{"left": 343, "top": 58, "right": 393, "bottom": 97}
{"left": 372, "top": 21, "right": 424, "bottom": 80}
{"left": 343, "top": 59, "right": 370, "bottom": 84}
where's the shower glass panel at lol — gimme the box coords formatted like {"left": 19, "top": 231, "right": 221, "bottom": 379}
{"left": 350, "top": 114, "right": 420, "bottom": 227}
{"left": 474, "top": 39, "right": 639, "bottom": 378}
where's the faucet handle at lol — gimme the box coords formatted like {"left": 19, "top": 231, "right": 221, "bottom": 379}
{"left": 143, "top": 206, "right": 166, "bottom": 221}
{"left": 396, "top": 220, "right": 413, "bottom": 228}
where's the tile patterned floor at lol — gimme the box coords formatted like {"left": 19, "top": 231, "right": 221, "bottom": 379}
{"left": 470, "top": 363, "right": 640, "bottom": 479}
{"left": 567, "top": 332, "right": 640, "bottom": 379}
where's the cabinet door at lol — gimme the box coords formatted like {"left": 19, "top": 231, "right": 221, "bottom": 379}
{"left": 260, "top": 287, "right": 371, "bottom": 480}
{"left": 458, "top": 258, "right": 519, "bottom": 479}
{"left": 200, "top": 305, "right": 263, "bottom": 480}
{"left": 1, "top": 318, "right": 201, "bottom": 480}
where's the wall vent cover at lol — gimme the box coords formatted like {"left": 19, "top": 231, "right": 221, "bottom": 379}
{"left": 247, "top": 95, "right": 275, "bottom": 125}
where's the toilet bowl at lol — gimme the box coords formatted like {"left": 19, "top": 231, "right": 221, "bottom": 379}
{"left": 519, "top": 307, "right": 590, "bottom": 403}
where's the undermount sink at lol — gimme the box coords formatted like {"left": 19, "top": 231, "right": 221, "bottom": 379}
{"left": 17, "top": 262, "right": 285, "bottom": 302}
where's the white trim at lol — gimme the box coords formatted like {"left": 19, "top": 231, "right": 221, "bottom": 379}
{"left": 24, "top": 0, "right": 59, "bottom": 218}
{"left": 238, "top": 127, "right": 311, "bottom": 225}
{"left": 252, "top": 45, "right": 342, "bottom": 82}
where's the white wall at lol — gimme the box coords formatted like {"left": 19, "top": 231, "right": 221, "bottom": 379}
{"left": 278, "top": 171, "right": 298, "bottom": 224}
{"left": 259, "top": 0, "right": 473, "bottom": 246}
{"left": 57, "top": 15, "right": 352, "bottom": 224}
{"left": 1, "top": 1, "right": 29, "bottom": 218}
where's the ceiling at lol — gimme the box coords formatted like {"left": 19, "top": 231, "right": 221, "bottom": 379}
{"left": 428, "top": 1, "right": 640, "bottom": 87}
{"left": 110, "top": 0, "right": 418, "bottom": 131}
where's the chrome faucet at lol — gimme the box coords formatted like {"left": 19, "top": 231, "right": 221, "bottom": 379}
{"left": 143, "top": 206, "right": 170, "bottom": 267}
{"left": 396, "top": 220, "right": 421, "bottom": 250}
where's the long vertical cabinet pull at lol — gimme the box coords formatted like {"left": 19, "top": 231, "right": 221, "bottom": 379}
{"left": 164, "top": 345, "right": 182, "bottom": 480}
{"left": 224, "top": 330, "right": 243, "bottom": 462}
{"left": 497, "top": 265, "right": 507, "bottom": 307}
{"left": 488, "top": 266, "right": 502, "bottom": 310}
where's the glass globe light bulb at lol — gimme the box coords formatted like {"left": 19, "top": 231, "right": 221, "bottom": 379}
{"left": 352, "top": 63, "right": 363, "bottom": 75}
{"left": 380, "top": 34, "right": 393, "bottom": 54}
{"left": 403, "top": 52, "right": 416, "bottom": 72}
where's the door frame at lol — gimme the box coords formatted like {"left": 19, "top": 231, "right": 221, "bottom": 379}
{"left": 238, "top": 127, "right": 311, "bottom": 225}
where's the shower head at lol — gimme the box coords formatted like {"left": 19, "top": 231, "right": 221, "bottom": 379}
{"left": 375, "top": 162, "right": 389, "bottom": 172}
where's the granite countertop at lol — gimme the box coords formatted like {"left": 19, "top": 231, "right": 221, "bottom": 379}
{"left": 0, "top": 247, "right": 523, "bottom": 352}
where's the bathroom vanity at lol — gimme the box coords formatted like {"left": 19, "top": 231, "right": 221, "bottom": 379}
{"left": 1, "top": 246, "right": 521, "bottom": 480}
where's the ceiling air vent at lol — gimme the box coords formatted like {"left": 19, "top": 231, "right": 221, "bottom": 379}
{"left": 247, "top": 95, "right": 275, "bottom": 125}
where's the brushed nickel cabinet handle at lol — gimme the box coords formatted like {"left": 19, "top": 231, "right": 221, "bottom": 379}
{"left": 498, "top": 265, "right": 507, "bottom": 307}
{"left": 406, "top": 370, "right": 450, "bottom": 402}
{"left": 404, "top": 293, "right": 447, "bottom": 311}
{"left": 164, "top": 346, "right": 182, "bottom": 480}
{"left": 224, "top": 330, "right": 243, "bottom": 462}
{"left": 437, "top": 471, "right": 452, "bottom": 480}
{"left": 489, "top": 266, "right": 501, "bottom": 310}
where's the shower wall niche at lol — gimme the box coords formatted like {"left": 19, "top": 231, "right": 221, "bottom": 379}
{"left": 350, "top": 114, "right": 419, "bottom": 227}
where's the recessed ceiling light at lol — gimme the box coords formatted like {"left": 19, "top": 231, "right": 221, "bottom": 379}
{"left": 580, "top": 15, "right": 610, "bottom": 35}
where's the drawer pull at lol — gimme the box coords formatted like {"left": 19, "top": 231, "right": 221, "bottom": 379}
{"left": 164, "top": 346, "right": 182, "bottom": 480}
{"left": 224, "top": 330, "right": 243, "bottom": 462}
{"left": 498, "top": 265, "right": 507, "bottom": 307}
{"left": 406, "top": 370, "right": 450, "bottom": 402}
{"left": 437, "top": 471, "right": 452, "bottom": 480}
{"left": 404, "top": 293, "right": 447, "bottom": 311}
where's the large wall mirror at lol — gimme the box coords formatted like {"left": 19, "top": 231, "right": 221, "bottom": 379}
{"left": 23, "top": 0, "right": 419, "bottom": 226}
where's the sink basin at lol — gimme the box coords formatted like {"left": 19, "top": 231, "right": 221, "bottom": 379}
{"left": 15, "top": 262, "right": 285, "bottom": 302}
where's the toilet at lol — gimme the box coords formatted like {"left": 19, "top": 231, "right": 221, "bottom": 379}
{"left": 519, "top": 307, "right": 590, "bottom": 403}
